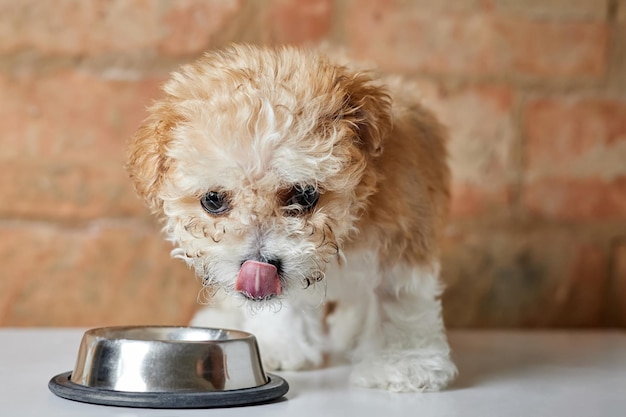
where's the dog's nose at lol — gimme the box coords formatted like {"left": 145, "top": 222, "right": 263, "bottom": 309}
{"left": 263, "top": 257, "right": 283, "bottom": 275}
{"left": 241, "top": 257, "right": 283, "bottom": 274}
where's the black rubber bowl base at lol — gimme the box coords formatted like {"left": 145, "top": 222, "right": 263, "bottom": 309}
{"left": 48, "top": 371, "right": 289, "bottom": 409}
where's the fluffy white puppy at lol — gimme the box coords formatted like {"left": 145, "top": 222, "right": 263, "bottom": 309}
{"left": 127, "top": 45, "right": 457, "bottom": 392}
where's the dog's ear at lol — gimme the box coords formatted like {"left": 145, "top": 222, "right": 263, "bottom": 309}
{"left": 126, "top": 102, "right": 178, "bottom": 214}
{"left": 338, "top": 71, "right": 393, "bottom": 157}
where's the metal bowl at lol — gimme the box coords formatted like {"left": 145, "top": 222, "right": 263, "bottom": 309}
{"left": 48, "top": 326, "right": 289, "bottom": 408}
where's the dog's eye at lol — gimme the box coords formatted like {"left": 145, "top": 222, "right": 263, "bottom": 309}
{"left": 284, "top": 184, "right": 319, "bottom": 216}
{"left": 200, "top": 191, "right": 230, "bottom": 215}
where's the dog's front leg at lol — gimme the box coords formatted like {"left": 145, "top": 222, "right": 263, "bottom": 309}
{"left": 350, "top": 263, "right": 457, "bottom": 392}
{"left": 242, "top": 301, "right": 326, "bottom": 371}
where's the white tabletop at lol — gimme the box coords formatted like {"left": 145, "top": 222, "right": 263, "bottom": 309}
{"left": 1, "top": 328, "right": 624, "bottom": 417}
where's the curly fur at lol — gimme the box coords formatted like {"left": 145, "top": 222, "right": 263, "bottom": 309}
{"left": 127, "top": 44, "right": 457, "bottom": 392}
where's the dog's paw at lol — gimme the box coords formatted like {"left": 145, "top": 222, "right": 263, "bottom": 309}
{"left": 350, "top": 351, "right": 457, "bottom": 392}
{"left": 258, "top": 338, "right": 324, "bottom": 371}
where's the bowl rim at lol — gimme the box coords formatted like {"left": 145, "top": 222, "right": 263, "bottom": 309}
{"left": 82, "top": 325, "right": 255, "bottom": 344}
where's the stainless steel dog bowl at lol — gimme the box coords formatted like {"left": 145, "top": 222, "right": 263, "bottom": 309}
{"left": 48, "top": 326, "right": 289, "bottom": 408}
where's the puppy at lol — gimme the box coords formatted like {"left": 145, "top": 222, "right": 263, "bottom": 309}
{"left": 127, "top": 45, "right": 456, "bottom": 392}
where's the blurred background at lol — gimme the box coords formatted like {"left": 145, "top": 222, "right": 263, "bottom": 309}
{"left": 0, "top": 0, "right": 624, "bottom": 328}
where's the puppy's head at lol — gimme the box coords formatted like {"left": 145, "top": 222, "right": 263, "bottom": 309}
{"left": 127, "top": 45, "right": 392, "bottom": 304}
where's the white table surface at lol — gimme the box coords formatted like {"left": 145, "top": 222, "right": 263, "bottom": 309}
{"left": 1, "top": 328, "right": 624, "bottom": 416}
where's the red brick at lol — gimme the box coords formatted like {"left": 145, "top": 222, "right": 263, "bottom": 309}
{"left": 416, "top": 82, "right": 517, "bottom": 217}
{"left": 523, "top": 177, "right": 626, "bottom": 221}
{"left": 0, "top": 0, "right": 242, "bottom": 55}
{"left": 345, "top": 0, "right": 609, "bottom": 78}
{"left": 553, "top": 243, "right": 609, "bottom": 326}
{"left": 265, "top": 0, "right": 333, "bottom": 44}
{"left": 0, "top": 222, "right": 198, "bottom": 326}
{"left": 618, "top": 0, "right": 626, "bottom": 23}
{"left": 497, "top": 19, "right": 608, "bottom": 78}
{"left": 0, "top": 72, "right": 163, "bottom": 159}
{"left": 0, "top": 71, "right": 163, "bottom": 219}
{"left": 159, "top": 0, "right": 243, "bottom": 55}
{"left": 388, "top": 0, "right": 482, "bottom": 14}
{"left": 0, "top": 0, "right": 160, "bottom": 54}
{"left": 449, "top": 183, "right": 513, "bottom": 218}
{"left": 442, "top": 226, "right": 611, "bottom": 327}
{"left": 0, "top": 158, "right": 144, "bottom": 220}
{"left": 616, "top": 242, "right": 626, "bottom": 285}
{"left": 492, "top": 0, "right": 609, "bottom": 20}
{"left": 525, "top": 98, "right": 626, "bottom": 179}
{"left": 612, "top": 241, "right": 626, "bottom": 324}
{"left": 523, "top": 97, "right": 626, "bottom": 221}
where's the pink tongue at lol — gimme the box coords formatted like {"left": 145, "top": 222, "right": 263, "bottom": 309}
{"left": 235, "top": 260, "right": 281, "bottom": 300}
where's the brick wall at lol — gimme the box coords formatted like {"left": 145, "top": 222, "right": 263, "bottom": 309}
{"left": 1, "top": 0, "right": 624, "bottom": 327}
